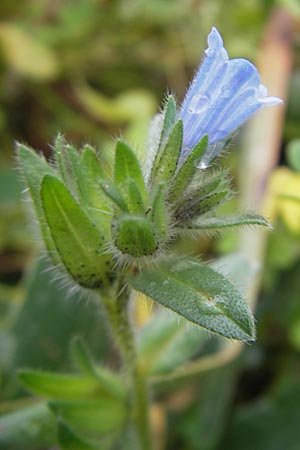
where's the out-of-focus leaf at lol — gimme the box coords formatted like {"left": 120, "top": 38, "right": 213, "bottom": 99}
{"left": 0, "top": 402, "right": 56, "bottom": 450}
{"left": 0, "top": 169, "right": 23, "bottom": 203}
{"left": 222, "top": 380, "right": 300, "bottom": 450}
{"left": 264, "top": 167, "right": 300, "bottom": 234}
{"left": 211, "top": 253, "right": 258, "bottom": 296}
{"left": 0, "top": 23, "right": 58, "bottom": 79}
{"left": 49, "top": 398, "right": 127, "bottom": 439}
{"left": 57, "top": 421, "right": 101, "bottom": 450}
{"left": 12, "top": 258, "right": 108, "bottom": 371}
{"left": 138, "top": 309, "right": 208, "bottom": 375}
{"left": 70, "top": 338, "right": 128, "bottom": 401}
{"left": 286, "top": 139, "right": 300, "bottom": 172}
{"left": 74, "top": 83, "right": 156, "bottom": 122}
{"left": 18, "top": 370, "right": 102, "bottom": 400}
{"left": 174, "top": 367, "right": 236, "bottom": 450}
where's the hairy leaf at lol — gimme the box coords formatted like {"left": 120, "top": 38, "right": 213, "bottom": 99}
{"left": 17, "top": 144, "right": 59, "bottom": 262}
{"left": 41, "top": 175, "right": 112, "bottom": 288}
{"left": 184, "top": 213, "right": 271, "bottom": 230}
{"left": 169, "top": 135, "right": 208, "bottom": 202}
{"left": 150, "top": 120, "right": 183, "bottom": 185}
{"left": 129, "top": 259, "right": 255, "bottom": 341}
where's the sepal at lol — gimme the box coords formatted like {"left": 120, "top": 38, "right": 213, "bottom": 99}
{"left": 183, "top": 213, "right": 271, "bottom": 231}
{"left": 150, "top": 119, "right": 183, "bottom": 186}
{"left": 40, "top": 175, "right": 113, "bottom": 288}
{"left": 168, "top": 135, "right": 208, "bottom": 202}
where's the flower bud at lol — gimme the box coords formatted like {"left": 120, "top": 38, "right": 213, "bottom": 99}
{"left": 112, "top": 215, "right": 158, "bottom": 258}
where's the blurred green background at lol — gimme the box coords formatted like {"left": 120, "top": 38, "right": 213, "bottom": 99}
{"left": 1, "top": 1, "right": 300, "bottom": 449}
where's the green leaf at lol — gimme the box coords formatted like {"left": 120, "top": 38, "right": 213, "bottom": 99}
{"left": 150, "top": 120, "right": 183, "bottom": 185}
{"left": 57, "top": 421, "right": 101, "bottom": 450}
{"left": 40, "top": 175, "right": 112, "bottom": 288}
{"left": 100, "top": 180, "right": 129, "bottom": 212}
{"left": 0, "top": 402, "right": 56, "bottom": 450}
{"left": 175, "top": 190, "right": 230, "bottom": 222}
{"left": 76, "top": 146, "right": 111, "bottom": 226}
{"left": 70, "top": 338, "right": 127, "bottom": 402}
{"left": 18, "top": 370, "right": 101, "bottom": 400}
{"left": 49, "top": 398, "right": 127, "bottom": 438}
{"left": 70, "top": 336, "right": 98, "bottom": 377}
{"left": 222, "top": 380, "right": 300, "bottom": 450}
{"left": 127, "top": 179, "right": 145, "bottom": 214}
{"left": 138, "top": 309, "right": 208, "bottom": 375}
{"left": 12, "top": 257, "right": 108, "bottom": 372}
{"left": 158, "top": 94, "right": 177, "bottom": 150}
{"left": 183, "top": 213, "right": 271, "bottom": 230}
{"left": 128, "top": 259, "right": 255, "bottom": 341}
{"left": 114, "top": 139, "right": 146, "bottom": 200}
{"left": 178, "top": 367, "right": 236, "bottom": 450}
{"left": 17, "top": 144, "right": 59, "bottom": 263}
{"left": 169, "top": 135, "right": 208, "bottom": 202}
{"left": 174, "top": 169, "right": 230, "bottom": 218}
{"left": 150, "top": 182, "right": 167, "bottom": 239}
{"left": 0, "top": 23, "right": 58, "bottom": 80}
{"left": 286, "top": 139, "right": 300, "bottom": 172}
{"left": 53, "top": 135, "right": 81, "bottom": 198}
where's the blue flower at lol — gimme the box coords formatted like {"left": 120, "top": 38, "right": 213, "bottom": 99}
{"left": 179, "top": 27, "right": 282, "bottom": 165}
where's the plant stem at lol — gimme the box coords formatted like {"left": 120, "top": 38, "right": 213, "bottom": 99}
{"left": 101, "top": 285, "right": 153, "bottom": 450}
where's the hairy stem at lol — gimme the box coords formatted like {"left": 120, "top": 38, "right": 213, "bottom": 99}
{"left": 101, "top": 284, "right": 153, "bottom": 450}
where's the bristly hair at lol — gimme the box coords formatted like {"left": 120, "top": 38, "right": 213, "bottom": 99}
{"left": 144, "top": 91, "right": 178, "bottom": 184}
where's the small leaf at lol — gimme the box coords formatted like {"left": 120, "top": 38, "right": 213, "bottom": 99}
{"left": 49, "top": 399, "right": 127, "bottom": 438}
{"left": 286, "top": 139, "right": 300, "bottom": 172}
{"left": 0, "top": 402, "right": 56, "bottom": 450}
{"left": 128, "top": 259, "right": 255, "bottom": 341}
{"left": 138, "top": 309, "right": 208, "bottom": 375}
{"left": 158, "top": 94, "right": 177, "bottom": 150}
{"left": 17, "top": 144, "right": 59, "bottom": 263}
{"left": 175, "top": 190, "right": 230, "bottom": 222}
{"left": 40, "top": 175, "right": 112, "bottom": 288}
{"left": 185, "top": 213, "right": 271, "bottom": 230}
{"left": 127, "top": 179, "right": 145, "bottom": 214}
{"left": 174, "top": 169, "right": 229, "bottom": 213}
{"left": 53, "top": 135, "right": 81, "bottom": 198}
{"left": 100, "top": 180, "right": 129, "bottom": 213}
{"left": 70, "top": 337, "right": 97, "bottom": 377}
{"left": 150, "top": 120, "right": 183, "bottom": 185}
{"left": 169, "top": 135, "right": 208, "bottom": 202}
{"left": 150, "top": 182, "right": 167, "bottom": 239}
{"left": 70, "top": 338, "right": 127, "bottom": 401}
{"left": 18, "top": 370, "right": 100, "bottom": 400}
{"left": 0, "top": 23, "right": 58, "bottom": 80}
{"left": 114, "top": 139, "right": 146, "bottom": 201}
{"left": 79, "top": 146, "right": 108, "bottom": 210}
{"left": 57, "top": 421, "right": 101, "bottom": 450}
{"left": 75, "top": 145, "right": 111, "bottom": 233}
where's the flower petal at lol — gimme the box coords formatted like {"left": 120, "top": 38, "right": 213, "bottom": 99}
{"left": 179, "top": 27, "right": 282, "bottom": 162}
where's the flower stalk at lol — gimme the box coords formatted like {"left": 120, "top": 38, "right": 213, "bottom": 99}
{"left": 101, "top": 282, "right": 153, "bottom": 450}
